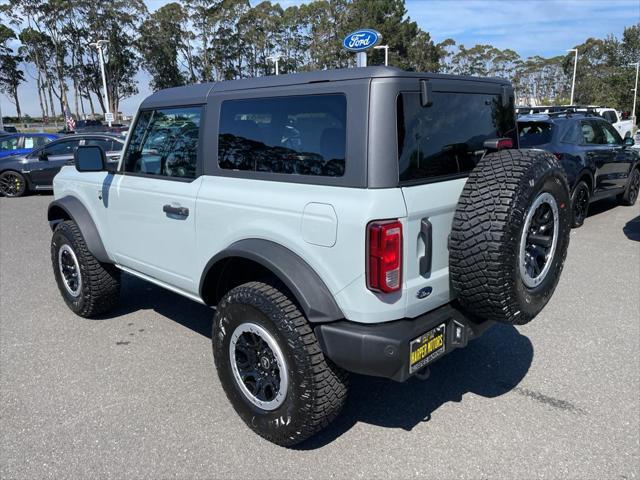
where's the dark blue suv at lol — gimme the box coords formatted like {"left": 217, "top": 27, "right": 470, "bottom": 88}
{"left": 518, "top": 113, "right": 639, "bottom": 227}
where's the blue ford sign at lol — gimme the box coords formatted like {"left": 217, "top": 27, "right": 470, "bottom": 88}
{"left": 342, "top": 29, "right": 381, "bottom": 52}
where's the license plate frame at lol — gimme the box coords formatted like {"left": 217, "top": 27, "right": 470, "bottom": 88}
{"left": 409, "top": 323, "right": 446, "bottom": 374}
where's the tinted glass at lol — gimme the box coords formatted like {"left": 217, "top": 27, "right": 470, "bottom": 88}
{"left": 602, "top": 111, "right": 617, "bottom": 123}
{"left": 580, "top": 121, "right": 606, "bottom": 145}
{"left": 600, "top": 122, "right": 622, "bottom": 145}
{"left": 397, "top": 92, "right": 517, "bottom": 182}
{"left": 218, "top": 94, "right": 346, "bottom": 177}
{"left": 45, "top": 139, "right": 82, "bottom": 156}
{"left": 85, "top": 138, "right": 114, "bottom": 151}
{"left": 0, "top": 137, "right": 19, "bottom": 150}
{"left": 518, "top": 122, "right": 554, "bottom": 146}
{"left": 123, "top": 107, "right": 201, "bottom": 179}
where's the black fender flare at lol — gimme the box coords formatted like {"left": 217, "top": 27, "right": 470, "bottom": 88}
{"left": 200, "top": 239, "right": 344, "bottom": 323}
{"left": 47, "top": 196, "right": 110, "bottom": 263}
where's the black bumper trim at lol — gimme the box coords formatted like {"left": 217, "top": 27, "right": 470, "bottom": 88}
{"left": 314, "top": 303, "right": 494, "bottom": 382}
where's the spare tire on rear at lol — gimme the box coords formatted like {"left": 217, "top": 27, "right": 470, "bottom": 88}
{"left": 449, "top": 149, "right": 571, "bottom": 325}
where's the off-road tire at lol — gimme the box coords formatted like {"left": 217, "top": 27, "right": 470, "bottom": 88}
{"left": 0, "top": 170, "right": 27, "bottom": 197}
{"left": 570, "top": 180, "right": 590, "bottom": 228}
{"left": 619, "top": 167, "right": 640, "bottom": 206}
{"left": 51, "top": 220, "right": 120, "bottom": 317}
{"left": 213, "top": 281, "right": 348, "bottom": 447}
{"left": 449, "top": 149, "right": 571, "bottom": 325}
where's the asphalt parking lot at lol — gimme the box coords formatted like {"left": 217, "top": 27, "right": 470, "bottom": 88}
{"left": 1, "top": 194, "right": 639, "bottom": 479}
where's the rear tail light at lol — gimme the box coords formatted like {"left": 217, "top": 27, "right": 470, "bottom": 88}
{"left": 367, "top": 220, "right": 403, "bottom": 293}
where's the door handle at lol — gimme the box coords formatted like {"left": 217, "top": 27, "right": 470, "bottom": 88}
{"left": 163, "top": 204, "right": 189, "bottom": 217}
{"left": 419, "top": 218, "right": 432, "bottom": 276}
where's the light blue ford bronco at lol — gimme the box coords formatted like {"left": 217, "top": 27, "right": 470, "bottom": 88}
{"left": 48, "top": 67, "right": 571, "bottom": 446}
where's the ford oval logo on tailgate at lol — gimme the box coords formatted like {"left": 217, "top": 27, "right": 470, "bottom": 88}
{"left": 417, "top": 287, "right": 433, "bottom": 299}
{"left": 342, "top": 29, "right": 381, "bottom": 52}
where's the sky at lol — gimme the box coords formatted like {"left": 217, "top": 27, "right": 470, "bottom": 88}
{"left": 2, "top": 0, "right": 639, "bottom": 117}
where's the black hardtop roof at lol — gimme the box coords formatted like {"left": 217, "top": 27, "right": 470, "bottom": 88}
{"left": 141, "top": 66, "right": 510, "bottom": 109}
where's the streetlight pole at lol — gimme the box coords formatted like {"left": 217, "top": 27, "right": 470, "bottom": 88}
{"left": 567, "top": 48, "right": 578, "bottom": 106}
{"left": 90, "top": 40, "right": 112, "bottom": 127}
{"left": 630, "top": 62, "right": 639, "bottom": 134}
{"left": 267, "top": 56, "right": 280, "bottom": 75}
{"left": 373, "top": 45, "right": 389, "bottom": 66}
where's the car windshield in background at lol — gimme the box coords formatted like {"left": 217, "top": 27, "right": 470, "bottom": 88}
{"left": 518, "top": 122, "right": 554, "bottom": 147}
{"left": 218, "top": 94, "right": 347, "bottom": 177}
{"left": 397, "top": 92, "right": 517, "bottom": 183}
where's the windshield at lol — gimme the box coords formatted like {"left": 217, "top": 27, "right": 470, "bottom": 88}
{"left": 518, "top": 122, "right": 554, "bottom": 147}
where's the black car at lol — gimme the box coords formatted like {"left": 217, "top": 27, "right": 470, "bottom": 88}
{"left": 0, "top": 134, "right": 124, "bottom": 197}
{"left": 518, "top": 113, "right": 639, "bottom": 227}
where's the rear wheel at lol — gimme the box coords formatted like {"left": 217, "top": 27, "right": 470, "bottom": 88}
{"left": 570, "top": 181, "right": 590, "bottom": 228}
{"left": 0, "top": 171, "right": 27, "bottom": 197}
{"left": 213, "top": 281, "right": 348, "bottom": 447}
{"left": 449, "top": 149, "right": 571, "bottom": 325}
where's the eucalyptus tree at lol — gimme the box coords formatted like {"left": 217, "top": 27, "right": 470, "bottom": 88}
{"left": 0, "top": 24, "right": 26, "bottom": 121}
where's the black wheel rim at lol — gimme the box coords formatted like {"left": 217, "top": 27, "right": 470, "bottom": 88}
{"left": 229, "top": 322, "right": 288, "bottom": 410}
{"left": 58, "top": 244, "right": 82, "bottom": 297}
{"left": 573, "top": 185, "right": 589, "bottom": 224}
{"left": 629, "top": 170, "right": 640, "bottom": 204}
{"left": 519, "top": 192, "right": 559, "bottom": 288}
{"left": 0, "top": 173, "right": 23, "bottom": 197}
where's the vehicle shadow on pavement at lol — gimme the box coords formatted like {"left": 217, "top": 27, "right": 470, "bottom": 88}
{"left": 587, "top": 197, "right": 619, "bottom": 218}
{"left": 295, "top": 325, "right": 533, "bottom": 450}
{"left": 102, "top": 275, "right": 533, "bottom": 450}
{"left": 623, "top": 215, "right": 640, "bottom": 242}
{"left": 103, "top": 274, "right": 214, "bottom": 336}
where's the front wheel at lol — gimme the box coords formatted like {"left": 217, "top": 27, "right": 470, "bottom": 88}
{"left": 619, "top": 168, "right": 640, "bottom": 206}
{"left": 213, "top": 281, "right": 348, "bottom": 447}
{"left": 0, "top": 171, "right": 27, "bottom": 197}
{"left": 51, "top": 220, "right": 120, "bottom": 317}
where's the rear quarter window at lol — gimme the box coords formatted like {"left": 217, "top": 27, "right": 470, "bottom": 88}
{"left": 518, "top": 122, "right": 554, "bottom": 147}
{"left": 397, "top": 91, "right": 517, "bottom": 183}
{"left": 218, "top": 94, "right": 346, "bottom": 177}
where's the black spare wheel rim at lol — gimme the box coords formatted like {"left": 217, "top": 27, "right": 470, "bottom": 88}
{"left": 519, "top": 192, "right": 559, "bottom": 289}
{"left": 58, "top": 244, "right": 82, "bottom": 297}
{"left": 229, "top": 322, "right": 288, "bottom": 410}
{"left": 572, "top": 183, "right": 589, "bottom": 225}
{"left": 0, "top": 171, "right": 26, "bottom": 197}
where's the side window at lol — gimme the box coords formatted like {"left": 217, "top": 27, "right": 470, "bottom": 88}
{"left": 580, "top": 121, "right": 605, "bottom": 145}
{"left": 218, "top": 94, "right": 346, "bottom": 177}
{"left": 123, "top": 106, "right": 202, "bottom": 179}
{"left": 0, "top": 137, "right": 19, "bottom": 150}
{"left": 602, "top": 111, "right": 617, "bottom": 124}
{"left": 397, "top": 91, "right": 517, "bottom": 182}
{"left": 24, "top": 137, "right": 35, "bottom": 149}
{"left": 34, "top": 136, "right": 50, "bottom": 148}
{"left": 600, "top": 122, "right": 622, "bottom": 145}
{"left": 44, "top": 139, "right": 81, "bottom": 156}
{"left": 85, "top": 138, "right": 114, "bottom": 151}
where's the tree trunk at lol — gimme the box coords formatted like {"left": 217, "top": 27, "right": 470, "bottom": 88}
{"left": 13, "top": 89, "right": 22, "bottom": 122}
{"left": 47, "top": 79, "right": 56, "bottom": 118}
{"left": 85, "top": 85, "right": 95, "bottom": 117}
{"left": 36, "top": 72, "right": 46, "bottom": 121}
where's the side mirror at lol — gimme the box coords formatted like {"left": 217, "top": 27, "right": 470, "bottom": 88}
{"left": 39, "top": 150, "right": 48, "bottom": 161}
{"left": 74, "top": 145, "right": 106, "bottom": 172}
{"left": 623, "top": 137, "right": 635, "bottom": 147}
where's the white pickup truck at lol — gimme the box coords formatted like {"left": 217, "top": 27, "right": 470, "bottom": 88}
{"left": 596, "top": 108, "right": 634, "bottom": 139}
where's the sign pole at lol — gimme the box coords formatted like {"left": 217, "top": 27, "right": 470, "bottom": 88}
{"left": 356, "top": 52, "right": 367, "bottom": 68}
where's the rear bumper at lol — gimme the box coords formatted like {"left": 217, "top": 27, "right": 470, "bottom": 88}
{"left": 314, "top": 303, "right": 494, "bottom": 382}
